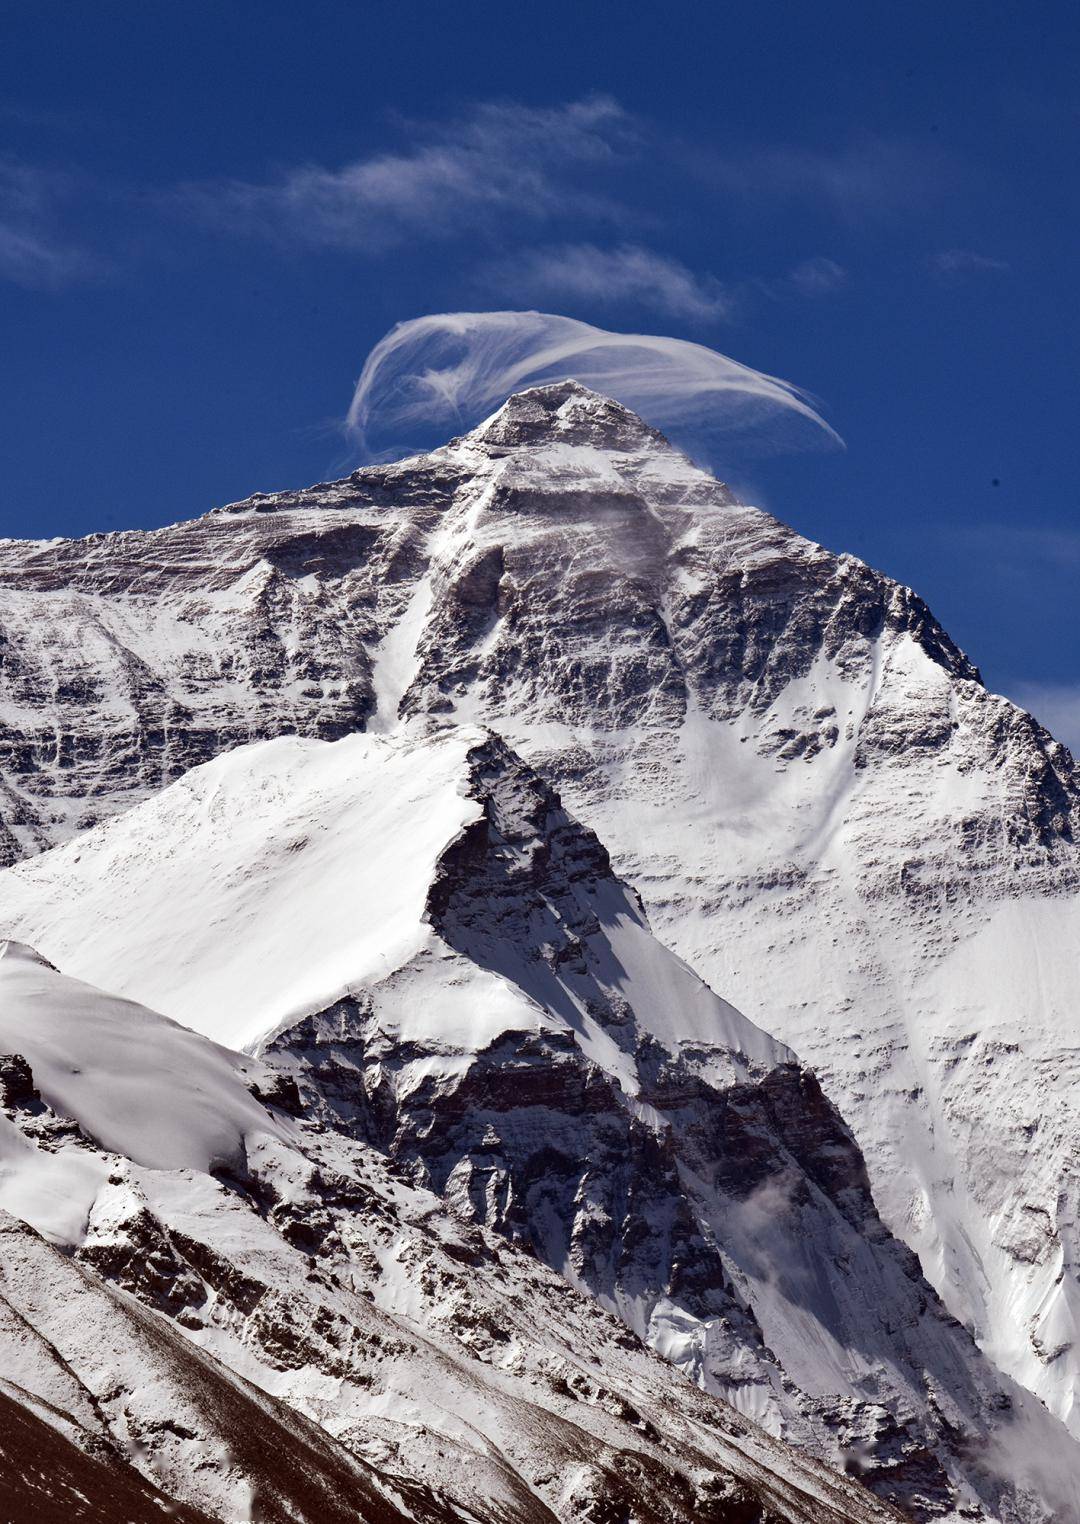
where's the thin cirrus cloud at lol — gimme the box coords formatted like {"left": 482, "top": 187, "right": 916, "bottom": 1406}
{"left": 0, "top": 158, "right": 94, "bottom": 288}
{"left": 786, "top": 256, "right": 848, "bottom": 295}
{"left": 487, "top": 242, "right": 733, "bottom": 323}
{"left": 0, "top": 221, "right": 87, "bottom": 287}
{"left": 928, "top": 248, "right": 1010, "bottom": 276}
{"left": 700, "top": 136, "right": 958, "bottom": 221}
{"left": 752, "top": 255, "right": 849, "bottom": 303}
{"left": 167, "top": 101, "right": 935, "bottom": 325}
{"left": 963, "top": 524, "right": 1080, "bottom": 570}
{"left": 345, "top": 310, "right": 842, "bottom": 461}
{"left": 175, "top": 97, "right": 634, "bottom": 250}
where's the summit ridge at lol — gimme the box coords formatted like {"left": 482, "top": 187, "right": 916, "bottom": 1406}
{"left": 463, "top": 377, "right": 674, "bottom": 452}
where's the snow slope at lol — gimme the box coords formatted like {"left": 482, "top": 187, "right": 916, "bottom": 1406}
{"left": 0, "top": 728, "right": 484, "bottom": 1051}
{"left": 3, "top": 728, "right": 1080, "bottom": 1520}
{"left": 0, "top": 942, "right": 907, "bottom": 1524}
{"left": 0, "top": 940, "right": 283, "bottom": 1170}
{"left": 0, "top": 724, "right": 777, "bottom": 1074}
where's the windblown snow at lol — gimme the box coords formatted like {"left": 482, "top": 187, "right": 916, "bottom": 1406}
{"left": 0, "top": 941, "right": 282, "bottom": 1170}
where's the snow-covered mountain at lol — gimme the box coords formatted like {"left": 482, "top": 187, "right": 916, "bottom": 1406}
{"left": 4, "top": 722, "right": 1080, "bottom": 1521}
{"left": 0, "top": 938, "right": 909, "bottom": 1524}
{"left": 1, "top": 379, "right": 1079, "bottom": 1518}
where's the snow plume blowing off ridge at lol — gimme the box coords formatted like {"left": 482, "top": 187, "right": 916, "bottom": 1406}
{"left": 345, "top": 310, "right": 843, "bottom": 461}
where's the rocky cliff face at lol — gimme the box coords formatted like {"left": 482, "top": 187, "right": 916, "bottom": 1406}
{"left": 0, "top": 941, "right": 909, "bottom": 1524}
{"left": 2, "top": 380, "right": 1080, "bottom": 1514}
{"left": 2, "top": 381, "right": 1073, "bottom": 886}
{"left": 3, "top": 727, "right": 1078, "bottom": 1521}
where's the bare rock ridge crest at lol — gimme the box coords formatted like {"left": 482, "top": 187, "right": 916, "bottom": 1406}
{"left": 0, "top": 381, "right": 1078, "bottom": 1521}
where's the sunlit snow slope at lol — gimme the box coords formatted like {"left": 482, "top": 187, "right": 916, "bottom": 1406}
{"left": 4, "top": 727, "right": 1080, "bottom": 1521}
{"left": 0, "top": 940, "right": 910, "bottom": 1524}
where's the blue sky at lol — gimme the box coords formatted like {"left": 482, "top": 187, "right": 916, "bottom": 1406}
{"left": 1, "top": 1, "right": 1078, "bottom": 742}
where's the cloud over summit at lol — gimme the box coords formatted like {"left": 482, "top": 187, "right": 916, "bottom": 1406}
{"left": 345, "top": 309, "right": 841, "bottom": 460}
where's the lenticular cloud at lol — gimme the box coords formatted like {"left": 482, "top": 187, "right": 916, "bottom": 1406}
{"left": 346, "top": 310, "right": 841, "bottom": 458}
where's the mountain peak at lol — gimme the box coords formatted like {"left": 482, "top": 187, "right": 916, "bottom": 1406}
{"left": 465, "top": 379, "right": 671, "bottom": 453}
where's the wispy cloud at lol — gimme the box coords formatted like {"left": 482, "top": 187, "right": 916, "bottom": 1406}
{"left": 175, "top": 89, "right": 865, "bottom": 325}
{"left": 346, "top": 310, "right": 842, "bottom": 460}
{"left": 928, "top": 247, "right": 1010, "bottom": 277}
{"left": 487, "top": 242, "right": 732, "bottom": 323}
{"left": 786, "top": 255, "right": 848, "bottom": 295}
{"left": 0, "top": 158, "right": 95, "bottom": 288}
{"left": 0, "top": 223, "right": 87, "bottom": 286}
{"left": 700, "top": 137, "right": 957, "bottom": 221}
{"left": 175, "top": 97, "right": 633, "bottom": 251}
{"left": 1008, "top": 683, "right": 1080, "bottom": 754}
{"left": 747, "top": 256, "right": 849, "bottom": 308}
{"left": 962, "top": 524, "right": 1080, "bottom": 570}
